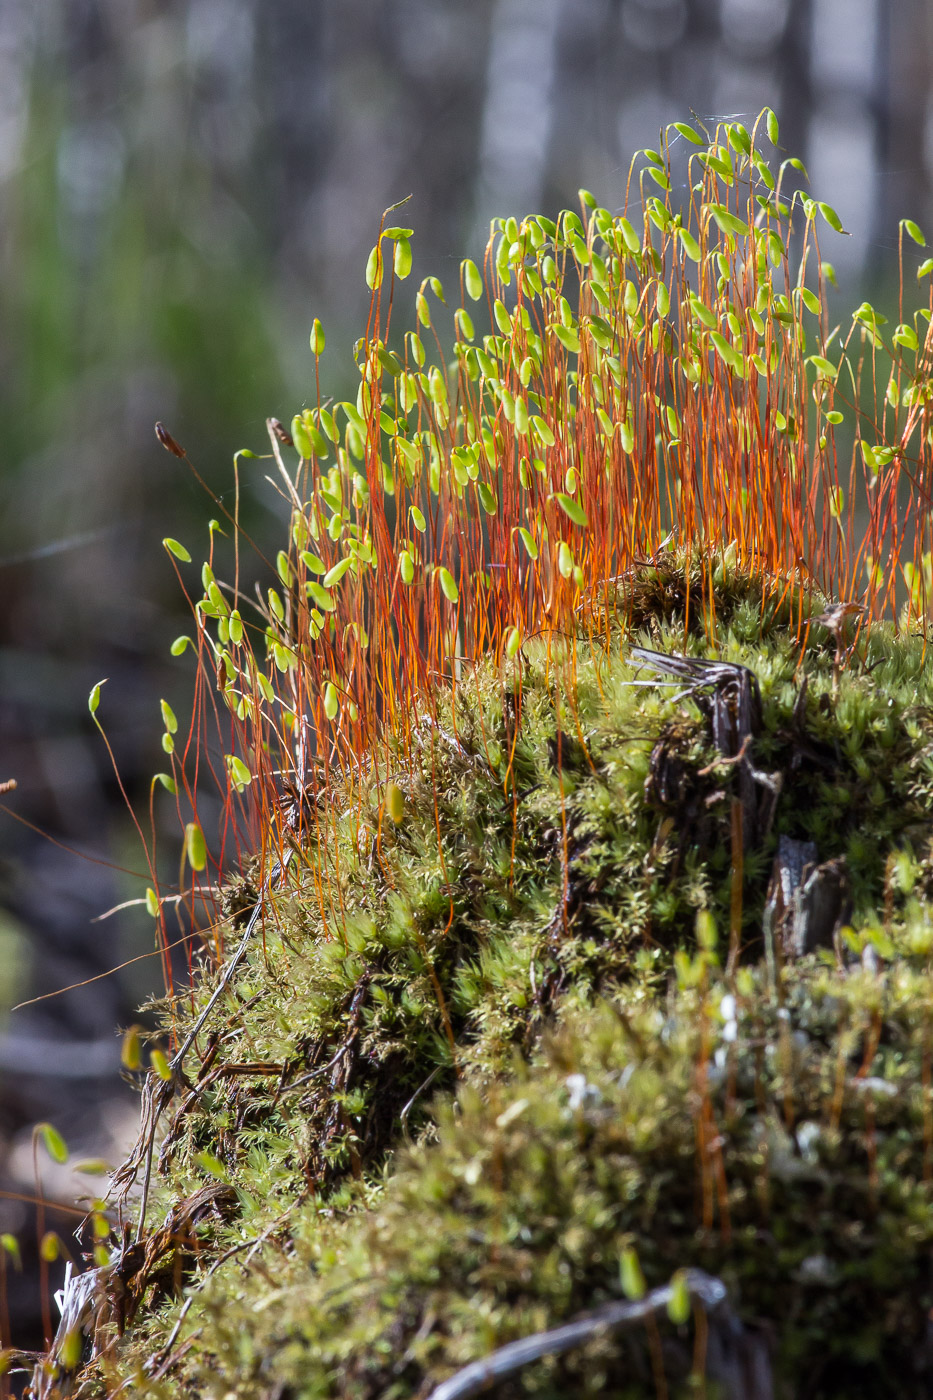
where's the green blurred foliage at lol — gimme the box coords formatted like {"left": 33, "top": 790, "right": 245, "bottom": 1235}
{"left": 0, "top": 71, "right": 288, "bottom": 571}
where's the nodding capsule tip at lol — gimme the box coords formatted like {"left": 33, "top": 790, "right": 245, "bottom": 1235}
{"left": 155, "top": 422, "right": 186, "bottom": 458}
{"left": 270, "top": 418, "right": 295, "bottom": 448}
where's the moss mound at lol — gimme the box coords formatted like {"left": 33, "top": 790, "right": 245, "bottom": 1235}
{"left": 55, "top": 562, "right": 933, "bottom": 1399}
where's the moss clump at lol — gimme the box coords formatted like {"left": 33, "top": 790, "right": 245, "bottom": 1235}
{"left": 130, "top": 978, "right": 933, "bottom": 1400}
{"left": 61, "top": 560, "right": 933, "bottom": 1400}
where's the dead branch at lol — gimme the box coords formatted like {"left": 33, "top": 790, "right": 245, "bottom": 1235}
{"left": 423, "top": 1269, "right": 730, "bottom": 1400}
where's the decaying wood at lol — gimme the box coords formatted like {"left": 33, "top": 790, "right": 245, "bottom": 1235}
{"left": 31, "top": 1182, "right": 239, "bottom": 1400}
{"left": 764, "top": 836, "right": 851, "bottom": 972}
{"left": 631, "top": 648, "right": 780, "bottom": 849}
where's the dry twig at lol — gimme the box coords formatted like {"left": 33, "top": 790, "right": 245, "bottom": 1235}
{"left": 423, "top": 1270, "right": 731, "bottom": 1400}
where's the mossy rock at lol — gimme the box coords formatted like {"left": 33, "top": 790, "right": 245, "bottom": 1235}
{"left": 62, "top": 561, "right": 933, "bottom": 1399}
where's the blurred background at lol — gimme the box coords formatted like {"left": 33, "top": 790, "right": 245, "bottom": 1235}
{"left": 0, "top": 0, "right": 931, "bottom": 1355}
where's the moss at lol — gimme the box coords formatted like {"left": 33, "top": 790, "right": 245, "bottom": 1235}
{"left": 63, "top": 559, "right": 933, "bottom": 1400}
{"left": 138, "top": 973, "right": 933, "bottom": 1399}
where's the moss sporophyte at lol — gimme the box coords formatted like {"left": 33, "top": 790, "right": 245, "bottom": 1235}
{"left": 25, "top": 112, "right": 933, "bottom": 1397}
